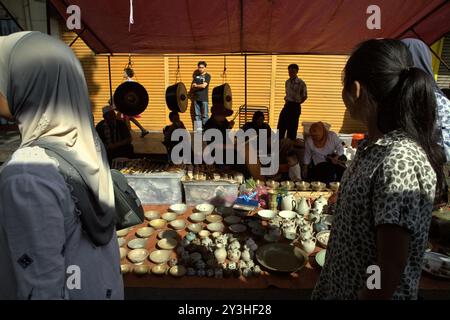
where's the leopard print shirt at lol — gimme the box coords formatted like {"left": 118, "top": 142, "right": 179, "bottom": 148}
{"left": 312, "top": 130, "right": 436, "bottom": 300}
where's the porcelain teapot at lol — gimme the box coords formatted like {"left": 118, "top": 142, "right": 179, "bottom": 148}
{"left": 296, "top": 197, "right": 310, "bottom": 216}
{"left": 281, "top": 194, "right": 297, "bottom": 211}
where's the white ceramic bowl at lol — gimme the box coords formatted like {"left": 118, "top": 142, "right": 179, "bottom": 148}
{"left": 162, "top": 212, "right": 177, "bottom": 222}
{"left": 196, "top": 203, "right": 215, "bottom": 215}
{"left": 149, "top": 249, "right": 172, "bottom": 264}
{"left": 311, "top": 181, "right": 326, "bottom": 191}
{"left": 198, "top": 230, "right": 211, "bottom": 239}
{"left": 151, "top": 264, "right": 168, "bottom": 275}
{"left": 169, "top": 265, "right": 187, "bottom": 277}
{"left": 127, "top": 238, "right": 148, "bottom": 249}
{"left": 189, "top": 212, "right": 206, "bottom": 223}
{"left": 144, "top": 210, "right": 160, "bottom": 221}
{"left": 149, "top": 218, "right": 167, "bottom": 229}
{"left": 187, "top": 223, "right": 203, "bottom": 233}
{"left": 116, "top": 228, "right": 130, "bottom": 237}
{"left": 258, "top": 210, "right": 276, "bottom": 220}
{"left": 170, "top": 203, "right": 188, "bottom": 215}
{"left": 206, "top": 214, "right": 223, "bottom": 223}
{"left": 279, "top": 210, "right": 297, "bottom": 220}
{"left": 127, "top": 248, "right": 149, "bottom": 264}
{"left": 117, "top": 237, "right": 126, "bottom": 247}
{"left": 207, "top": 222, "right": 225, "bottom": 232}
{"left": 119, "top": 247, "right": 127, "bottom": 260}
{"left": 136, "top": 226, "right": 154, "bottom": 238}
{"left": 133, "top": 264, "right": 150, "bottom": 275}
{"left": 157, "top": 238, "right": 178, "bottom": 250}
{"left": 316, "top": 230, "right": 330, "bottom": 248}
{"left": 169, "top": 219, "right": 186, "bottom": 230}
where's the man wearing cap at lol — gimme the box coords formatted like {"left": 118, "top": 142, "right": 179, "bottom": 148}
{"left": 96, "top": 104, "right": 134, "bottom": 164}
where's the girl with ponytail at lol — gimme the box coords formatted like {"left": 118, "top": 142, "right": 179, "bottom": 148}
{"left": 312, "top": 39, "right": 445, "bottom": 300}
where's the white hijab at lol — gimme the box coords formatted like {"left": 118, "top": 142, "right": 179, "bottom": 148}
{"left": 0, "top": 31, "right": 115, "bottom": 218}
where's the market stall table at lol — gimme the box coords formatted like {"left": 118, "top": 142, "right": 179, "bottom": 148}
{"left": 121, "top": 205, "right": 450, "bottom": 299}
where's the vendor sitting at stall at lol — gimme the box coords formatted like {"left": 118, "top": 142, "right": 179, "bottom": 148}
{"left": 242, "top": 111, "right": 271, "bottom": 136}
{"left": 303, "top": 121, "right": 346, "bottom": 184}
{"left": 163, "top": 111, "right": 186, "bottom": 161}
{"left": 96, "top": 104, "right": 134, "bottom": 164}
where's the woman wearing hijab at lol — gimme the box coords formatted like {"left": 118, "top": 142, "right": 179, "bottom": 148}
{"left": 401, "top": 38, "right": 450, "bottom": 164}
{"left": 0, "top": 32, "right": 123, "bottom": 299}
{"left": 303, "top": 122, "right": 346, "bottom": 184}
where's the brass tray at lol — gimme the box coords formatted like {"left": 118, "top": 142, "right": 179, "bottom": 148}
{"left": 256, "top": 243, "right": 308, "bottom": 273}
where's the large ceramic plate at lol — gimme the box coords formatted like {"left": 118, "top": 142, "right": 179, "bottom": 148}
{"left": 256, "top": 243, "right": 307, "bottom": 273}
{"left": 423, "top": 252, "right": 450, "bottom": 279}
{"left": 315, "top": 249, "right": 326, "bottom": 268}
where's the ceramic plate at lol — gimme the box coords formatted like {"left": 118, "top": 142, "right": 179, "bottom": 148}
{"left": 315, "top": 249, "right": 326, "bottom": 268}
{"left": 157, "top": 238, "right": 178, "bottom": 250}
{"left": 423, "top": 252, "right": 450, "bottom": 279}
{"left": 256, "top": 243, "right": 307, "bottom": 273}
{"left": 316, "top": 230, "right": 330, "bottom": 248}
{"left": 229, "top": 224, "right": 247, "bottom": 233}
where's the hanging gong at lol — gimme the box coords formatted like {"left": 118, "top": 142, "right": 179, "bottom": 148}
{"left": 113, "top": 81, "right": 149, "bottom": 116}
{"left": 165, "top": 82, "right": 188, "bottom": 113}
{"left": 212, "top": 83, "right": 232, "bottom": 110}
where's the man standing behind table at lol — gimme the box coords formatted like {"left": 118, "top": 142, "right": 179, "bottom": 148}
{"left": 277, "top": 63, "right": 308, "bottom": 140}
{"left": 191, "top": 61, "right": 211, "bottom": 131}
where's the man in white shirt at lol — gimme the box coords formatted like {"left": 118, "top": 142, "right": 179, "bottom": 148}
{"left": 277, "top": 64, "right": 307, "bottom": 140}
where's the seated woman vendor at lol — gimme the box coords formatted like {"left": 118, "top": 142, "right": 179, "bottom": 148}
{"left": 303, "top": 121, "right": 346, "bottom": 184}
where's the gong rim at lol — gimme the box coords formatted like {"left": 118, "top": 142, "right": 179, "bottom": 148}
{"left": 166, "top": 82, "right": 188, "bottom": 113}
{"left": 212, "top": 83, "right": 232, "bottom": 110}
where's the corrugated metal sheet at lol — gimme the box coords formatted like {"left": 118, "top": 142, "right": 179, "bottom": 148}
{"left": 274, "top": 55, "right": 366, "bottom": 134}
{"left": 61, "top": 27, "right": 366, "bottom": 134}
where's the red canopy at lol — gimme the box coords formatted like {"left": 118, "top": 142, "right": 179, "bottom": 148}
{"left": 51, "top": 0, "right": 450, "bottom": 54}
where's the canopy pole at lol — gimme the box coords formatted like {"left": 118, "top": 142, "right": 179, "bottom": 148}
{"left": 244, "top": 53, "right": 248, "bottom": 123}
{"left": 108, "top": 55, "right": 113, "bottom": 102}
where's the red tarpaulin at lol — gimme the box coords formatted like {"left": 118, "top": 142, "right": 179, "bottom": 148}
{"left": 50, "top": 0, "right": 450, "bottom": 54}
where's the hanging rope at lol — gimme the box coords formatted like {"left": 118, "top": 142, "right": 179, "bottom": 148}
{"left": 222, "top": 56, "right": 227, "bottom": 83}
{"left": 175, "top": 56, "right": 182, "bottom": 83}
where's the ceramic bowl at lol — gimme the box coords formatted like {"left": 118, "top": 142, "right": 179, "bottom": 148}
{"left": 169, "top": 219, "right": 186, "bottom": 230}
{"left": 117, "top": 237, "right": 126, "bottom": 247}
{"left": 157, "top": 238, "right": 178, "bottom": 250}
{"left": 187, "top": 223, "right": 203, "bottom": 233}
{"left": 136, "top": 226, "right": 155, "bottom": 238}
{"left": 266, "top": 180, "right": 280, "bottom": 189}
{"left": 315, "top": 249, "right": 327, "bottom": 268}
{"left": 127, "top": 248, "right": 149, "bottom": 264}
{"left": 206, "top": 214, "right": 223, "bottom": 223}
{"left": 120, "top": 264, "right": 132, "bottom": 274}
{"left": 258, "top": 210, "right": 276, "bottom": 220}
{"left": 198, "top": 230, "right": 211, "bottom": 239}
{"left": 229, "top": 224, "right": 247, "bottom": 233}
{"left": 311, "top": 181, "right": 326, "bottom": 191}
{"left": 215, "top": 206, "right": 234, "bottom": 217}
{"left": 119, "top": 247, "right": 127, "bottom": 260}
{"left": 162, "top": 212, "right": 177, "bottom": 222}
{"left": 133, "top": 264, "right": 150, "bottom": 275}
{"left": 169, "top": 265, "right": 187, "bottom": 277}
{"left": 329, "top": 182, "right": 340, "bottom": 192}
{"left": 196, "top": 203, "right": 215, "bottom": 215}
{"left": 279, "top": 210, "right": 297, "bottom": 220}
{"left": 316, "top": 230, "right": 330, "bottom": 248}
{"left": 189, "top": 212, "right": 206, "bottom": 223}
{"left": 212, "top": 231, "right": 222, "bottom": 238}
{"left": 207, "top": 222, "right": 225, "bottom": 232}
{"left": 152, "top": 264, "right": 168, "bottom": 275}
{"left": 158, "top": 229, "right": 180, "bottom": 240}
{"left": 224, "top": 215, "right": 241, "bottom": 225}
{"left": 149, "top": 249, "right": 172, "bottom": 264}
{"left": 144, "top": 210, "right": 160, "bottom": 221}
{"left": 127, "top": 238, "right": 148, "bottom": 249}
{"left": 116, "top": 228, "right": 130, "bottom": 237}
{"left": 170, "top": 203, "right": 188, "bottom": 215}
{"left": 281, "top": 181, "right": 295, "bottom": 190}
{"left": 296, "top": 181, "right": 310, "bottom": 191}
{"left": 149, "top": 218, "right": 167, "bottom": 229}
